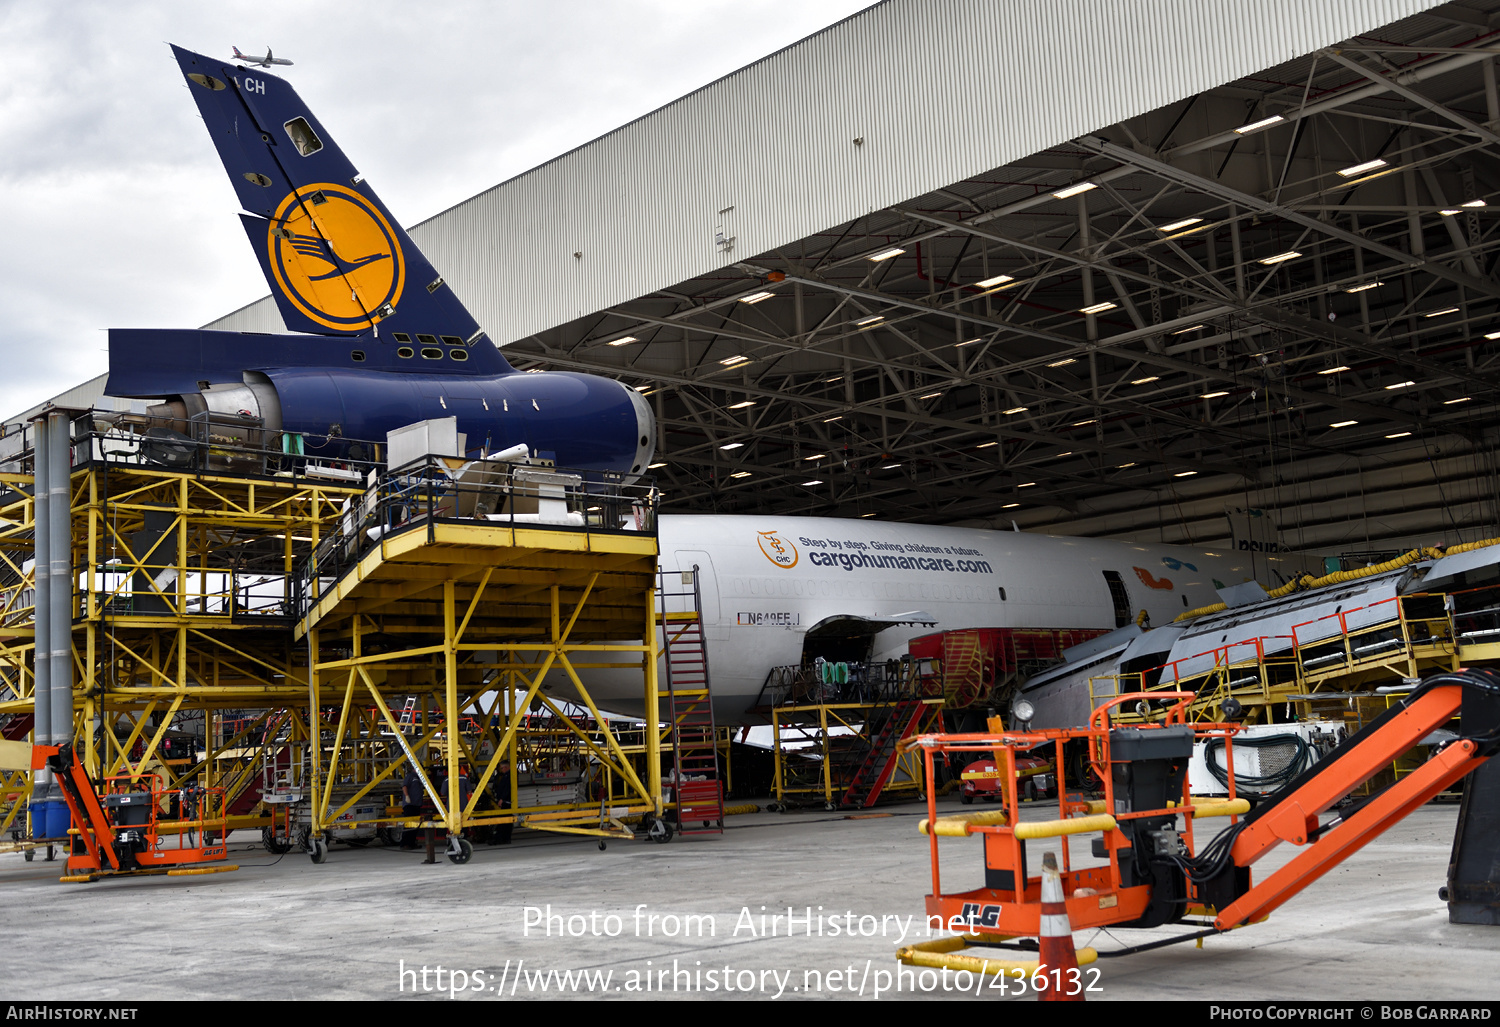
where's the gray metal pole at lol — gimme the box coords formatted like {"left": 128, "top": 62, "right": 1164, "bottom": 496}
{"left": 29, "top": 419, "right": 51, "bottom": 817}
{"left": 46, "top": 412, "right": 73, "bottom": 751}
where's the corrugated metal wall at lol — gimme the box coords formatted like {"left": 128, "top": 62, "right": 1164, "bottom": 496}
{"left": 204, "top": 0, "right": 1444, "bottom": 345}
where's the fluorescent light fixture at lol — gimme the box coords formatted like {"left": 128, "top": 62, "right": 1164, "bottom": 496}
{"left": 919, "top": 391, "right": 942, "bottom": 400}
{"left": 1331, "top": 420, "right": 1358, "bottom": 428}
{"left": 822, "top": 416, "right": 843, "bottom": 422}
{"left": 861, "top": 512, "right": 877, "bottom": 518}
{"left": 977, "top": 442, "right": 999, "bottom": 448}
{"left": 1386, "top": 432, "right": 1412, "bottom": 439}
{"left": 1079, "top": 301, "right": 1117, "bottom": 315}
{"left": 824, "top": 376, "right": 844, "bottom": 383}
{"left": 633, "top": 384, "right": 652, "bottom": 391}
{"left": 730, "top": 471, "right": 752, "bottom": 479}
{"left": 1002, "top": 503, "right": 1020, "bottom": 509}
{"left": 1053, "top": 181, "right": 1098, "bottom": 199}
{"left": 956, "top": 337, "right": 983, "bottom": 347}
{"left": 1073, "top": 419, "right": 1098, "bottom": 426}
{"left": 1174, "top": 471, "right": 1197, "bottom": 477}
{"left": 720, "top": 354, "right": 749, "bottom": 365}
{"left": 1444, "top": 397, "right": 1472, "bottom": 404}
{"left": 855, "top": 315, "right": 885, "bottom": 327}
{"left": 719, "top": 442, "right": 744, "bottom": 450}
{"left": 1202, "top": 390, "right": 1229, "bottom": 399}
{"left": 868, "top": 247, "right": 906, "bottom": 262}
{"left": 1441, "top": 209, "right": 1462, "bottom": 216}
{"left": 1346, "top": 281, "right": 1382, "bottom": 293}
{"left": 974, "top": 274, "right": 1014, "bottom": 288}
{"left": 1131, "top": 376, "right": 1160, "bottom": 385}
{"left": 1056, "top": 451, "right": 1072, "bottom": 457}
{"left": 1235, "top": 114, "right": 1284, "bottom": 134}
{"left": 1158, "top": 218, "right": 1202, "bottom": 232}
{"left": 739, "top": 291, "right": 774, "bottom": 304}
{"left": 1385, "top": 381, "right": 1416, "bottom": 390}
{"left": 1048, "top": 358, "right": 1077, "bottom": 367}
{"left": 1003, "top": 406, "right": 1029, "bottom": 415}
{"left": 729, "top": 400, "right": 756, "bottom": 409}
{"left": 1259, "top": 250, "right": 1301, "bottom": 265}
{"left": 1117, "top": 462, "right": 1137, "bottom": 468}
{"left": 1170, "top": 324, "right": 1205, "bottom": 334}
{"left": 804, "top": 453, "right": 825, "bottom": 461}
{"left": 1019, "top": 482, "right": 1036, "bottom": 488}
{"left": 1318, "top": 366, "right": 1350, "bottom": 375}
{"left": 1424, "top": 308, "right": 1460, "bottom": 318}
{"left": 607, "top": 335, "right": 638, "bottom": 346}
{"left": 800, "top": 479, "right": 824, "bottom": 486}
{"left": 648, "top": 462, "right": 667, "bottom": 469}
{"left": 1337, "top": 159, "right": 1387, "bottom": 178}
{"left": 1486, "top": 331, "right": 1500, "bottom": 340}
{"left": 1462, "top": 199, "right": 1486, "bottom": 208}
{"left": 880, "top": 463, "right": 901, "bottom": 470}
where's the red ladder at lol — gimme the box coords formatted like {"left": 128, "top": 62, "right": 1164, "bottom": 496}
{"left": 658, "top": 566, "right": 724, "bottom": 835}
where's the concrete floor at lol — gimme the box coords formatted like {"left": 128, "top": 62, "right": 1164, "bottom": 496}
{"left": 2, "top": 797, "right": 1496, "bottom": 1002}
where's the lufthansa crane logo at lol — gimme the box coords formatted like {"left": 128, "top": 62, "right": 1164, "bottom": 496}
{"left": 268, "top": 183, "right": 405, "bottom": 331}
{"left": 757, "top": 530, "right": 799, "bottom": 569}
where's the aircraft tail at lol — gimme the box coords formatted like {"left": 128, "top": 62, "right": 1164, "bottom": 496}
{"left": 171, "top": 44, "right": 507, "bottom": 375}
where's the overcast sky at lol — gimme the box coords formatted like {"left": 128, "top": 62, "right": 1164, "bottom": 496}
{"left": 0, "top": 0, "right": 877, "bottom": 418}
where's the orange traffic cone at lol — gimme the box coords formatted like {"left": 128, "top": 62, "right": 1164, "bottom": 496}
{"left": 1037, "top": 851, "right": 1083, "bottom": 1002}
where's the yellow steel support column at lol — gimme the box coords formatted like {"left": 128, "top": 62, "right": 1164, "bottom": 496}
{"left": 645, "top": 587, "right": 662, "bottom": 816}
{"left": 307, "top": 627, "right": 322, "bottom": 841}
{"left": 444, "top": 579, "right": 460, "bottom": 834}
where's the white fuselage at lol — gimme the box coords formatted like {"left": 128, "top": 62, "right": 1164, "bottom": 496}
{"left": 556, "top": 514, "right": 1263, "bottom": 723}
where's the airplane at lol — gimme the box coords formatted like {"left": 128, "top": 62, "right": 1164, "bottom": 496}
{"left": 552, "top": 513, "right": 1274, "bottom": 725}
{"left": 232, "top": 46, "right": 293, "bottom": 68}
{"left": 104, "top": 46, "right": 654, "bottom": 479}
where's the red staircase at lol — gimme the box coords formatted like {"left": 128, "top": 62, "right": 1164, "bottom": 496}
{"left": 838, "top": 700, "right": 928, "bottom": 810}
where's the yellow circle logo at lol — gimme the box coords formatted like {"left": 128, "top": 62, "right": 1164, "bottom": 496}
{"left": 757, "top": 530, "right": 798, "bottom": 569}
{"left": 268, "top": 183, "right": 405, "bottom": 331}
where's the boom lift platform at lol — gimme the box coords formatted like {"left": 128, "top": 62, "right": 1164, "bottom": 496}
{"left": 31, "top": 743, "right": 237, "bottom": 883}
{"left": 902, "top": 669, "right": 1500, "bottom": 977}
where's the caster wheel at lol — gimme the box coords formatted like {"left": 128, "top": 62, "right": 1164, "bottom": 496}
{"left": 647, "top": 819, "right": 673, "bottom": 844}
{"left": 23, "top": 848, "right": 33, "bottom": 862}
{"left": 309, "top": 838, "right": 328, "bottom": 864}
{"left": 764, "top": 803, "right": 779, "bottom": 813}
{"left": 447, "top": 838, "right": 473, "bottom": 864}
{"left": 824, "top": 802, "right": 838, "bottom": 812}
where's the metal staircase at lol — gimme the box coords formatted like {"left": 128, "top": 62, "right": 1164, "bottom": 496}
{"left": 836, "top": 699, "right": 928, "bottom": 809}
{"left": 657, "top": 566, "right": 724, "bottom": 835}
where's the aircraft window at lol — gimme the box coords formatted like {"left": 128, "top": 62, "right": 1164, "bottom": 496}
{"left": 188, "top": 73, "right": 226, "bottom": 91}
{"left": 450, "top": 350, "right": 468, "bottom": 362}
{"left": 243, "top": 172, "right": 272, "bottom": 187}
{"left": 999, "top": 587, "right": 1007, "bottom": 601}
{"left": 441, "top": 335, "right": 463, "bottom": 346}
{"left": 417, "top": 334, "right": 440, "bottom": 347}
{"left": 1181, "top": 594, "right": 1188, "bottom": 607}
{"left": 393, "top": 333, "right": 412, "bottom": 344}
{"left": 351, "top": 350, "right": 366, "bottom": 362}
{"left": 397, "top": 347, "right": 413, "bottom": 359}
{"left": 421, "top": 348, "right": 443, "bottom": 360}
{"left": 283, "top": 118, "right": 323, "bottom": 157}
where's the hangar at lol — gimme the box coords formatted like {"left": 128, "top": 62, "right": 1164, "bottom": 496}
{"left": 195, "top": 0, "right": 1500, "bottom": 561}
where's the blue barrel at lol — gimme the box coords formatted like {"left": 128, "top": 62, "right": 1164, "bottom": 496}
{"left": 46, "top": 802, "right": 71, "bottom": 840}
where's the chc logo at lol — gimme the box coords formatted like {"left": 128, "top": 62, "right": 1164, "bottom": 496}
{"left": 269, "top": 182, "right": 405, "bottom": 331}
{"left": 757, "top": 530, "right": 799, "bottom": 569}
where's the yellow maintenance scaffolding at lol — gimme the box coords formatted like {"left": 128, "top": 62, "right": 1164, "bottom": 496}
{"left": 0, "top": 414, "right": 668, "bottom": 857}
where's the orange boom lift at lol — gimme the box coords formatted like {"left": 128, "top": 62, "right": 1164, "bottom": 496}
{"left": 901, "top": 669, "right": 1500, "bottom": 988}
{"left": 31, "top": 743, "right": 239, "bottom": 883}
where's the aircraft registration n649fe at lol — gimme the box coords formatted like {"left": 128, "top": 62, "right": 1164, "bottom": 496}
{"left": 558, "top": 514, "right": 1266, "bottom": 723}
